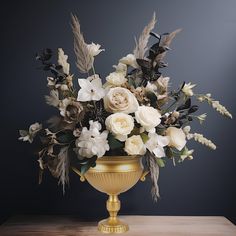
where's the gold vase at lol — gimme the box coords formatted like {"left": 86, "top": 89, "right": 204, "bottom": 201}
{"left": 73, "top": 156, "right": 148, "bottom": 234}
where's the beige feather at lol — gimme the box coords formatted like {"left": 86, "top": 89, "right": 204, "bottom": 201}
{"left": 133, "top": 12, "right": 157, "bottom": 59}
{"left": 155, "top": 28, "right": 182, "bottom": 63}
{"left": 146, "top": 152, "right": 160, "bottom": 201}
{"left": 71, "top": 14, "right": 93, "bottom": 73}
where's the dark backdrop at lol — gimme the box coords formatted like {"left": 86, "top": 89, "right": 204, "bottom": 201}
{"left": 1, "top": 0, "right": 235, "bottom": 223}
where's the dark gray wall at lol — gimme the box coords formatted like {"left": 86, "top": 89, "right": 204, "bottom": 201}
{"left": 0, "top": 0, "right": 235, "bottom": 223}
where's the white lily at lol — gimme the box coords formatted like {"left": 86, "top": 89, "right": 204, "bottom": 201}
{"left": 77, "top": 74, "right": 105, "bottom": 101}
{"left": 146, "top": 133, "right": 170, "bottom": 158}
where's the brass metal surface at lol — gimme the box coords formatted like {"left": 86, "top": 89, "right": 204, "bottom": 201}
{"left": 74, "top": 156, "right": 145, "bottom": 233}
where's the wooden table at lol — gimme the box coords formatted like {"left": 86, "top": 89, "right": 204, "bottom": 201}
{"left": 0, "top": 215, "right": 236, "bottom": 236}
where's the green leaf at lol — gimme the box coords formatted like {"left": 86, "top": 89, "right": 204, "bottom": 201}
{"left": 156, "top": 158, "right": 165, "bottom": 167}
{"left": 81, "top": 164, "right": 90, "bottom": 175}
{"left": 108, "top": 133, "right": 124, "bottom": 150}
{"left": 140, "top": 133, "right": 149, "bottom": 143}
{"left": 80, "top": 157, "right": 97, "bottom": 175}
{"left": 146, "top": 91, "right": 157, "bottom": 107}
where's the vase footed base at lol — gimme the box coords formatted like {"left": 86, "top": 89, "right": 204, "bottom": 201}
{"left": 98, "top": 218, "right": 129, "bottom": 234}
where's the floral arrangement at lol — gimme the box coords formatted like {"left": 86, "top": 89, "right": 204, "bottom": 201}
{"left": 19, "top": 13, "right": 232, "bottom": 200}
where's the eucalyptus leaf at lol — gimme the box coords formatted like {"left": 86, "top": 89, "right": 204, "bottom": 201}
{"left": 108, "top": 133, "right": 123, "bottom": 150}
{"left": 140, "top": 133, "right": 149, "bottom": 144}
{"left": 156, "top": 158, "right": 165, "bottom": 167}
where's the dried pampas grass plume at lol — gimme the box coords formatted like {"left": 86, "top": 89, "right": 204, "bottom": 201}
{"left": 71, "top": 14, "right": 93, "bottom": 73}
{"left": 133, "top": 12, "right": 157, "bottom": 59}
{"left": 155, "top": 28, "right": 182, "bottom": 63}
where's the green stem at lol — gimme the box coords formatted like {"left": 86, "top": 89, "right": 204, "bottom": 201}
{"left": 92, "top": 64, "right": 96, "bottom": 76}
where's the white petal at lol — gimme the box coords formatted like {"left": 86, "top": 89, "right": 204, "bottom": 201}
{"left": 92, "top": 88, "right": 105, "bottom": 100}
{"left": 91, "top": 77, "right": 103, "bottom": 88}
{"left": 153, "top": 146, "right": 165, "bottom": 158}
{"left": 77, "top": 90, "right": 92, "bottom": 102}
{"left": 78, "top": 79, "right": 90, "bottom": 89}
{"left": 115, "top": 134, "right": 127, "bottom": 142}
{"left": 157, "top": 135, "right": 170, "bottom": 147}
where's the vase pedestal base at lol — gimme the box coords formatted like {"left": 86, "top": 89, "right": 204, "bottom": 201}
{"left": 98, "top": 218, "right": 129, "bottom": 234}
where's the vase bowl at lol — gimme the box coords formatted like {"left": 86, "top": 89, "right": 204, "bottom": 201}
{"left": 73, "top": 156, "right": 147, "bottom": 234}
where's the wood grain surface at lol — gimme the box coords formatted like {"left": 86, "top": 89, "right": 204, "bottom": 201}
{"left": 0, "top": 215, "right": 235, "bottom": 236}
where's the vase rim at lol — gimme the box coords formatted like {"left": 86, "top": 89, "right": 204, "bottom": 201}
{"left": 96, "top": 155, "right": 142, "bottom": 163}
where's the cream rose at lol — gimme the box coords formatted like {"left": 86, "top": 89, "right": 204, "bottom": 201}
{"left": 106, "top": 72, "right": 127, "bottom": 87}
{"left": 124, "top": 135, "right": 146, "bottom": 155}
{"left": 104, "top": 87, "right": 139, "bottom": 114}
{"left": 166, "top": 127, "right": 186, "bottom": 151}
{"left": 105, "top": 113, "right": 134, "bottom": 141}
{"left": 135, "top": 105, "right": 162, "bottom": 133}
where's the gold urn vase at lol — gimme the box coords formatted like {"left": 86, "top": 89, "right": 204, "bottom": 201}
{"left": 73, "top": 156, "right": 148, "bottom": 234}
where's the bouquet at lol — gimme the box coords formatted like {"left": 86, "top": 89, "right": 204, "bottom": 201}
{"left": 19, "top": 13, "right": 232, "bottom": 200}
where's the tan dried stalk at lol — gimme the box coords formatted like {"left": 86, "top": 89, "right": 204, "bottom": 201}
{"left": 133, "top": 12, "right": 157, "bottom": 59}
{"left": 71, "top": 14, "right": 93, "bottom": 73}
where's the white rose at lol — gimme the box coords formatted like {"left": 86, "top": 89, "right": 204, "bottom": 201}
{"left": 166, "top": 127, "right": 186, "bottom": 151}
{"left": 135, "top": 105, "right": 162, "bottom": 133}
{"left": 104, "top": 87, "right": 139, "bottom": 114}
{"left": 105, "top": 113, "right": 134, "bottom": 141}
{"left": 124, "top": 135, "right": 146, "bottom": 155}
{"left": 106, "top": 72, "right": 127, "bottom": 87}
{"left": 119, "top": 54, "right": 138, "bottom": 68}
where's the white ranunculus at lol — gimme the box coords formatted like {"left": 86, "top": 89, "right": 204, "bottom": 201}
{"left": 105, "top": 113, "right": 134, "bottom": 141}
{"left": 166, "top": 127, "right": 186, "bottom": 151}
{"left": 87, "top": 42, "right": 104, "bottom": 57}
{"left": 145, "top": 132, "right": 169, "bottom": 158}
{"left": 76, "top": 121, "right": 109, "bottom": 158}
{"left": 182, "top": 82, "right": 196, "bottom": 97}
{"left": 106, "top": 72, "right": 127, "bottom": 87}
{"left": 119, "top": 54, "right": 138, "bottom": 68}
{"left": 124, "top": 135, "right": 146, "bottom": 155}
{"left": 77, "top": 74, "right": 105, "bottom": 102}
{"left": 58, "top": 48, "right": 70, "bottom": 75}
{"left": 104, "top": 87, "right": 139, "bottom": 114}
{"left": 113, "top": 62, "right": 127, "bottom": 76}
{"left": 135, "top": 105, "right": 162, "bottom": 133}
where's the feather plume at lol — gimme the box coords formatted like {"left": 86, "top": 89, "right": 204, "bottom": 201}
{"left": 56, "top": 146, "right": 70, "bottom": 194}
{"left": 155, "top": 28, "right": 182, "bottom": 63}
{"left": 133, "top": 12, "right": 157, "bottom": 59}
{"left": 146, "top": 151, "right": 160, "bottom": 201}
{"left": 71, "top": 14, "right": 93, "bottom": 73}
